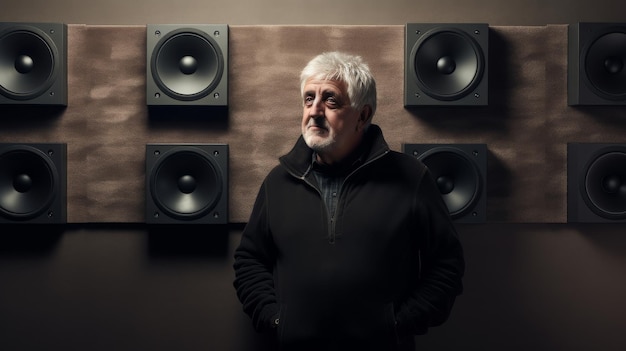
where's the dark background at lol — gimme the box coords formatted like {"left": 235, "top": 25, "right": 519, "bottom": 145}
{"left": 2, "top": 1, "right": 626, "bottom": 350}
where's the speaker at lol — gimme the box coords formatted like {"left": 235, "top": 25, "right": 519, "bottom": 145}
{"left": 402, "top": 143, "right": 487, "bottom": 223}
{"left": 568, "top": 143, "right": 626, "bottom": 222}
{"left": 146, "top": 144, "right": 228, "bottom": 224}
{"left": 147, "top": 24, "right": 228, "bottom": 107}
{"left": 568, "top": 23, "right": 626, "bottom": 105}
{"left": 405, "top": 23, "right": 488, "bottom": 106}
{"left": 0, "top": 22, "right": 67, "bottom": 106}
{"left": 0, "top": 143, "right": 66, "bottom": 224}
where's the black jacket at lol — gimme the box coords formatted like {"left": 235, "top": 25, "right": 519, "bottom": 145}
{"left": 233, "top": 125, "right": 464, "bottom": 351}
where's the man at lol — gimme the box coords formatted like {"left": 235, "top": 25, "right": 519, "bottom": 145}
{"left": 233, "top": 52, "right": 464, "bottom": 351}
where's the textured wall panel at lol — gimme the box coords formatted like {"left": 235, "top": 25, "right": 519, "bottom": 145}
{"left": 1, "top": 25, "right": 625, "bottom": 223}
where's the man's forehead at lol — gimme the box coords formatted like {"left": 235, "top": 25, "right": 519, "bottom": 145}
{"left": 303, "top": 79, "right": 346, "bottom": 93}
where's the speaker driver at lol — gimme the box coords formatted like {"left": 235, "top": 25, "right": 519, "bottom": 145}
{"left": 150, "top": 148, "right": 223, "bottom": 220}
{"left": 0, "top": 145, "right": 57, "bottom": 220}
{"left": 151, "top": 29, "right": 224, "bottom": 100}
{"left": 582, "top": 149, "right": 626, "bottom": 219}
{"left": 582, "top": 28, "right": 626, "bottom": 101}
{"left": 411, "top": 28, "right": 485, "bottom": 100}
{"left": 0, "top": 26, "right": 58, "bottom": 100}
{"left": 418, "top": 147, "right": 482, "bottom": 219}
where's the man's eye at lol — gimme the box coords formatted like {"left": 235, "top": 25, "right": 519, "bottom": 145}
{"left": 304, "top": 96, "right": 314, "bottom": 105}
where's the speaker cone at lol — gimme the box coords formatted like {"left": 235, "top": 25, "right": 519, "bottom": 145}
{"left": 151, "top": 28, "right": 224, "bottom": 100}
{"left": 150, "top": 148, "right": 224, "bottom": 220}
{"left": 0, "top": 25, "right": 58, "bottom": 100}
{"left": 0, "top": 146, "right": 58, "bottom": 220}
{"left": 582, "top": 148, "right": 626, "bottom": 219}
{"left": 410, "top": 27, "right": 485, "bottom": 101}
{"left": 582, "top": 27, "right": 626, "bottom": 101}
{"left": 418, "top": 148, "right": 482, "bottom": 219}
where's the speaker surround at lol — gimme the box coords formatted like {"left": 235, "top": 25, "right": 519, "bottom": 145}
{"left": 146, "top": 24, "right": 228, "bottom": 107}
{"left": 568, "top": 23, "right": 626, "bottom": 105}
{"left": 402, "top": 143, "right": 487, "bottom": 223}
{"left": 568, "top": 143, "right": 626, "bottom": 222}
{"left": 146, "top": 144, "right": 228, "bottom": 224}
{"left": 0, "top": 22, "right": 67, "bottom": 106}
{"left": 0, "top": 143, "right": 67, "bottom": 224}
{"left": 405, "top": 23, "right": 489, "bottom": 106}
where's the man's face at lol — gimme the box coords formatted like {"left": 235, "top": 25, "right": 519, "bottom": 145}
{"left": 301, "top": 78, "right": 365, "bottom": 164}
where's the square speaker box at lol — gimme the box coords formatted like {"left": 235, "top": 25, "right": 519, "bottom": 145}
{"left": 402, "top": 143, "right": 487, "bottom": 223}
{"left": 567, "top": 143, "right": 626, "bottom": 222}
{"left": 568, "top": 23, "right": 626, "bottom": 105}
{"left": 146, "top": 24, "right": 229, "bottom": 107}
{"left": 404, "top": 23, "right": 489, "bottom": 106}
{"left": 0, "top": 22, "right": 67, "bottom": 106}
{"left": 0, "top": 143, "right": 67, "bottom": 224}
{"left": 146, "top": 143, "right": 228, "bottom": 224}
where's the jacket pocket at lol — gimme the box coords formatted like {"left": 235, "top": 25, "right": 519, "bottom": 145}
{"left": 276, "top": 304, "right": 287, "bottom": 346}
{"left": 276, "top": 303, "right": 326, "bottom": 350}
{"left": 385, "top": 303, "right": 400, "bottom": 344}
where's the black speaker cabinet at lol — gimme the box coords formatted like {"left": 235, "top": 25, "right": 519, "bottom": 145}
{"left": 568, "top": 143, "right": 626, "bottom": 222}
{"left": 402, "top": 143, "right": 487, "bottom": 223}
{"left": 0, "top": 143, "right": 67, "bottom": 224}
{"left": 405, "top": 23, "right": 488, "bottom": 106}
{"left": 568, "top": 23, "right": 626, "bottom": 105}
{"left": 0, "top": 22, "right": 67, "bottom": 106}
{"left": 146, "top": 144, "right": 228, "bottom": 224}
{"left": 146, "top": 24, "right": 228, "bottom": 107}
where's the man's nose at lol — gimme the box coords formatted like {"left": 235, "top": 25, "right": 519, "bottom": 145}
{"left": 309, "top": 97, "right": 324, "bottom": 116}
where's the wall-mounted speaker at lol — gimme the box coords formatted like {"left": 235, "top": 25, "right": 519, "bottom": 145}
{"left": 568, "top": 143, "right": 626, "bottom": 222}
{"left": 568, "top": 23, "right": 626, "bottom": 105}
{"left": 0, "top": 22, "right": 67, "bottom": 106}
{"left": 402, "top": 143, "right": 487, "bottom": 223}
{"left": 146, "top": 144, "right": 228, "bottom": 224}
{"left": 0, "top": 143, "right": 67, "bottom": 224}
{"left": 146, "top": 24, "right": 228, "bottom": 107}
{"left": 404, "top": 23, "right": 488, "bottom": 106}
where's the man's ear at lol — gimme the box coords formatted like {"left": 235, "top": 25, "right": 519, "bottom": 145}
{"left": 359, "top": 105, "right": 373, "bottom": 125}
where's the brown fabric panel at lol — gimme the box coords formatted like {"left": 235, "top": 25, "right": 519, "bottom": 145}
{"left": 68, "top": 25, "right": 146, "bottom": 222}
{"left": 228, "top": 25, "right": 406, "bottom": 223}
{"left": 2, "top": 24, "right": 625, "bottom": 223}
{"left": 544, "top": 24, "right": 570, "bottom": 223}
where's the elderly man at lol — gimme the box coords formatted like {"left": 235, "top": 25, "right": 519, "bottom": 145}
{"left": 234, "top": 51, "right": 464, "bottom": 351}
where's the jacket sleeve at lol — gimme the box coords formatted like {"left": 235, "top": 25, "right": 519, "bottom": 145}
{"left": 233, "top": 180, "right": 280, "bottom": 332}
{"left": 395, "top": 167, "right": 465, "bottom": 336}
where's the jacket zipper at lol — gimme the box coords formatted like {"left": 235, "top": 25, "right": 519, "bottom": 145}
{"left": 298, "top": 164, "right": 335, "bottom": 243}
{"left": 288, "top": 148, "right": 391, "bottom": 244}
{"left": 331, "top": 149, "right": 390, "bottom": 243}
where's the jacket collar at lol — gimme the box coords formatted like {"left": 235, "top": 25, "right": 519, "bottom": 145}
{"left": 279, "top": 124, "right": 390, "bottom": 178}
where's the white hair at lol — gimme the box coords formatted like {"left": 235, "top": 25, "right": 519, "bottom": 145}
{"left": 300, "top": 52, "right": 377, "bottom": 120}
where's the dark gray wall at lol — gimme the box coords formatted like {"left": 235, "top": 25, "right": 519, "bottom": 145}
{"left": 2, "top": 1, "right": 626, "bottom": 350}
{"left": 1, "top": 0, "right": 626, "bottom": 26}
{"left": 2, "top": 224, "right": 626, "bottom": 350}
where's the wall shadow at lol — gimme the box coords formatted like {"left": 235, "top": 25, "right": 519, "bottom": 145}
{"left": 0, "top": 224, "right": 65, "bottom": 257}
{"left": 485, "top": 149, "right": 513, "bottom": 221}
{"left": 147, "top": 105, "right": 230, "bottom": 131}
{"left": 146, "top": 224, "right": 230, "bottom": 260}
{"left": 0, "top": 105, "right": 67, "bottom": 132}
